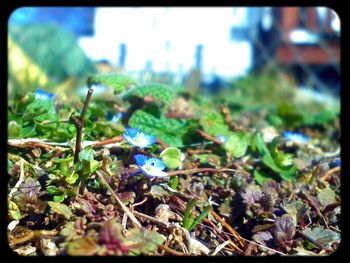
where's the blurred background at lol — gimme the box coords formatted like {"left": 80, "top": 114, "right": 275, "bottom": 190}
{"left": 8, "top": 7, "right": 340, "bottom": 102}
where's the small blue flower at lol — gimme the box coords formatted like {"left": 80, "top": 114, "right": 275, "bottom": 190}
{"left": 330, "top": 158, "right": 341, "bottom": 168}
{"left": 110, "top": 112, "right": 125, "bottom": 124}
{"left": 134, "top": 154, "right": 168, "bottom": 178}
{"left": 34, "top": 89, "right": 55, "bottom": 101}
{"left": 334, "top": 159, "right": 341, "bottom": 167}
{"left": 216, "top": 135, "right": 226, "bottom": 143}
{"left": 282, "top": 131, "right": 309, "bottom": 144}
{"left": 123, "top": 128, "right": 156, "bottom": 148}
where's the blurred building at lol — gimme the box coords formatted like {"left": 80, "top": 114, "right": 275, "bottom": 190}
{"left": 9, "top": 7, "right": 340, "bottom": 93}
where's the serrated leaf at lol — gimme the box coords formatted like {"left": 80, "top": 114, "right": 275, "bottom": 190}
{"left": 20, "top": 124, "right": 37, "bottom": 138}
{"left": 224, "top": 131, "right": 249, "bottom": 158}
{"left": 124, "top": 227, "right": 165, "bottom": 255}
{"left": 261, "top": 154, "right": 296, "bottom": 180}
{"left": 147, "top": 185, "right": 169, "bottom": 200}
{"left": 317, "top": 187, "right": 336, "bottom": 209}
{"left": 123, "top": 83, "right": 175, "bottom": 105}
{"left": 160, "top": 147, "right": 182, "bottom": 169}
{"left": 282, "top": 200, "right": 310, "bottom": 224}
{"left": 128, "top": 110, "right": 191, "bottom": 146}
{"left": 47, "top": 201, "right": 72, "bottom": 219}
{"left": 87, "top": 74, "right": 137, "bottom": 94}
{"left": 303, "top": 227, "right": 340, "bottom": 248}
{"left": 200, "top": 111, "right": 231, "bottom": 137}
{"left": 251, "top": 131, "right": 270, "bottom": 156}
{"left": 8, "top": 121, "right": 20, "bottom": 138}
{"left": 277, "top": 102, "right": 305, "bottom": 128}
{"left": 67, "top": 237, "right": 99, "bottom": 256}
{"left": 254, "top": 169, "right": 274, "bottom": 185}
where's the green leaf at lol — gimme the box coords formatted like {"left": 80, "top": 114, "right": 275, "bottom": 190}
{"left": 47, "top": 201, "right": 72, "bottom": 219}
{"left": 250, "top": 131, "right": 270, "bottom": 156}
{"left": 9, "top": 210, "right": 21, "bottom": 220}
{"left": 47, "top": 185, "right": 61, "bottom": 195}
{"left": 303, "top": 227, "right": 340, "bottom": 248}
{"left": 188, "top": 205, "right": 211, "bottom": 232}
{"left": 67, "top": 237, "right": 99, "bottom": 256}
{"left": 261, "top": 154, "right": 297, "bottom": 180}
{"left": 124, "top": 227, "right": 165, "bottom": 255}
{"left": 65, "top": 172, "right": 79, "bottom": 185}
{"left": 79, "top": 146, "right": 95, "bottom": 161}
{"left": 169, "top": 176, "right": 179, "bottom": 190}
{"left": 81, "top": 160, "right": 100, "bottom": 179}
{"left": 8, "top": 121, "right": 20, "bottom": 138}
{"left": 317, "top": 187, "right": 336, "bottom": 209}
{"left": 200, "top": 111, "right": 231, "bottom": 137}
{"left": 129, "top": 110, "right": 191, "bottom": 146}
{"left": 253, "top": 169, "right": 274, "bottom": 185}
{"left": 224, "top": 131, "right": 250, "bottom": 158}
{"left": 20, "top": 124, "right": 37, "bottom": 137}
{"left": 160, "top": 147, "right": 182, "bottom": 169}
{"left": 183, "top": 198, "right": 196, "bottom": 229}
{"left": 282, "top": 200, "right": 310, "bottom": 224}
{"left": 87, "top": 74, "right": 137, "bottom": 95}
{"left": 277, "top": 102, "right": 304, "bottom": 128}
{"left": 53, "top": 195, "right": 65, "bottom": 203}
{"left": 123, "top": 83, "right": 175, "bottom": 105}
{"left": 146, "top": 185, "right": 170, "bottom": 200}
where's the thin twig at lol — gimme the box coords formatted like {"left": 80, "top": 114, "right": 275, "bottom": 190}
{"left": 196, "top": 129, "right": 224, "bottom": 145}
{"left": 321, "top": 166, "right": 340, "bottom": 181}
{"left": 210, "top": 209, "right": 246, "bottom": 249}
{"left": 167, "top": 168, "right": 236, "bottom": 177}
{"left": 133, "top": 210, "right": 170, "bottom": 228}
{"left": 95, "top": 170, "right": 142, "bottom": 229}
{"left": 187, "top": 149, "right": 212, "bottom": 155}
{"left": 156, "top": 138, "right": 168, "bottom": 149}
{"left": 190, "top": 219, "right": 287, "bottom": 256}
{"left": 72, "top": 88, "right": 94, "bottom": 164}
{"left": 90, "top": 136, "right": 124, "bottom": 147}
{"left": 165, "top": 112, "right": 194, "bottom": 119}
{"left": 211, "top": 240, "right": 232, "bottom": 256}
{"left": 219, "top": 104, "right": 241, "bottom": 132}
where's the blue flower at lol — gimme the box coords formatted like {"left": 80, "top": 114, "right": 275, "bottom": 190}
{"left": 216, "top": 135, "right": 226, "bottom": 143}
{"left": 110, "top": 112, "right": 124, "bottom": 124}
{"left": 134, "top": 154, "right": 168, "bottom": 178}
{"left": 330, "top": 158, "right": 341, "bottom": 168}
{"left": 34, "top": 89, "right": 55, "bottom": 101}
{"left": 282, "top": 131, "right": 309, "bottom": 144}
{"left": 123, "top": 128, "right": 156, "bottom": 148}
{"left": 334, "top": 159, "right": 341, "bottom": 167}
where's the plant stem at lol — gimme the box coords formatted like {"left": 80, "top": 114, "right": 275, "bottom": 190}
{"left": 196, "top": 129, "right": 224, "bottom": 145}
{"left": 167, "top": 168, "right": 236, "bottom": 177}
{"left": 95, "top": 170, "right": 142, "bottom": 229}
{"left": 71, "top": 88, "right": 93, "bottom": 195}
{"left": 72, "top": 88, "right": 94, "bottom": 164}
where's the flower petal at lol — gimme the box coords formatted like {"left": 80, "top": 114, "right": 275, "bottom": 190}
{"left": 147, "top": 158, "right": 166, "bottom": 170}
{"left": 122, "top": 128, "right": 156, "bottom": 148}
{"left": 134, "top": 154, "right": 148, "bottom": 167}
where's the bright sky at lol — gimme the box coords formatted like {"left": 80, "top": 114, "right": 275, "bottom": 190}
{"left": 78, "top": 7, "right": 252, "bottom": 78}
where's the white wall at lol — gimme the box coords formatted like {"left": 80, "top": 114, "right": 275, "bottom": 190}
{"left": 78, "top": 7, "right": 252, "bottom": 79}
